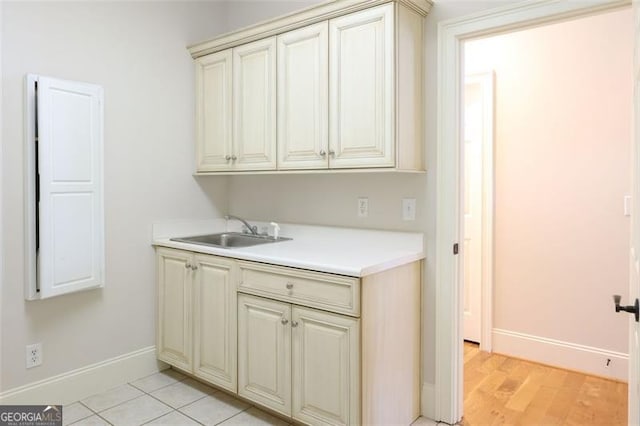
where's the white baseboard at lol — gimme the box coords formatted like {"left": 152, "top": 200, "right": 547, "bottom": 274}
{"left": 0, "top": 346, "right": 167, "bottom": 405}
{"left": 492, "top": 328, "right": 628, "bottom": 381}
{"left": 421, "top": 382, "right": 436, "bottom": 420}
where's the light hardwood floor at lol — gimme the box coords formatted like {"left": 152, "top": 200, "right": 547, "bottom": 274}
{"left": 463, "top": 342, "right": 627, "bottom": 425}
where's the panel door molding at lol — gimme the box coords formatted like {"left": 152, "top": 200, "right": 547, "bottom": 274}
{"left": 233, "top": 37, "right": 277, "bottom": 170}
{"left": 195, "top": 50, "right": 233, "bottom": 171}
{"left": 277, "top": 22, "right": 329, "bottom": 170}
{"left": 329, "top": 4, "right": 395, "bottom": 169}
{"left": 157, "top": 249, "right": 193, "bottom": 371}
{"left": 238, "top": 293, "right": 292, "bottom": 416}
{"left": 292, "top": 306, "right": 360, "bottom": 425}
{"left": 193, "top": 254, "right": 237, "bottom": 392}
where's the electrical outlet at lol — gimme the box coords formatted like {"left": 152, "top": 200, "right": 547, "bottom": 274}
{"left": 358, "top": 197, "right": 369, "bottom": 218}
{"left": 26, "top": 343, "right": 42, "bottom": 369}
{"left": 402, "top": 198, "right": 416, "bottom": 221}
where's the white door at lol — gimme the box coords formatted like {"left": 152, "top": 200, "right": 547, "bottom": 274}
{"left": 233, "top": 37, "right": 277, "bottom": 171}
{"left": 157, "top": 249, "right": 193, "bottom": 372}
{"left": 328, "top": 4, "right": 395, "bottom": 169}
{"left": 192, "top": 255, "right": 237, "bottom": 393}
{"left": 462, "top": 76, "right": 485, "bottom": 344}
{"left": 628, "top": 2, "right": 640, "bottom": 422}
{"left": 291, "top": 306, "right": 360, "bottom": 426}
{"left": 277, "top": 22, "right": 329, "bottom": 170}
{"left": 195, "top": 50, "right": 233, "bottom": 172}
{"left": 238, "top": 294, "right": 291, "bottom": 416}
{"left": 35, "top": 76, "right": 104, "bottom": 299}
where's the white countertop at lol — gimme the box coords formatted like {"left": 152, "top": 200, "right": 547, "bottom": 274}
{"left": 152, "top": 219, "right": 424, "bottom": 277}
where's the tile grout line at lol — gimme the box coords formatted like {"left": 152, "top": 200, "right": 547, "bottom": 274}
{"left": 88, "top": 393, "right": 164, "bottom": 420}
{"left": 213, "top": 404, "right": 254, "bottom": 426}
{"left": 68, "top": 401, "right": 97, "bottom": 424}
{"left": 69, "top": 371, "right": 281, "bottom": 426}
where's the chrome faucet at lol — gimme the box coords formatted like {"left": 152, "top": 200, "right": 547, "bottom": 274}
{"left": 225, "top": 215, "right": 258, "bottom": 235}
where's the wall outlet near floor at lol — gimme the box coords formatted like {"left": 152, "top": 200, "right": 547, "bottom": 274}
{"left": 402, "top": 198, "right": 416, "bottom": 221}
{"left": 358, "top": 197, "right": 369, "bottom": 218}
{"left": 26, "top": 342, "right": 42, "bottom": 368}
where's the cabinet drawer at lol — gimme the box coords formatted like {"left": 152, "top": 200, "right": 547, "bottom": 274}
{"left": 237, "top": 261, "right": 360, "bottom": 316}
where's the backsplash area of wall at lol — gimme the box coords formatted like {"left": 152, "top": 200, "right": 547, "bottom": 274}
{"left": 227, "top": 173, "right": 427, "bottom": 232}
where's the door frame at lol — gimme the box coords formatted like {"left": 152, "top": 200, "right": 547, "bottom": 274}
{"left": 434, "top": 0, "right": 631, "bottom": 423}
{"left": 463, "top": 71, "right": 495, "bottom": 352}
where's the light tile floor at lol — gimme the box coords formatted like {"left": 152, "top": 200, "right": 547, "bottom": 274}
{"left": 64, "top": 369, "right": 440, "bottom": 426}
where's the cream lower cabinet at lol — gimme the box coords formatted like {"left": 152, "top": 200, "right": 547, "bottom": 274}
{"left": 157, "top": 249, "right": 193, "bottom": 371}
{"left": 157, "top": 248, "right": 237, "bottom": 393}
{"left": 157, "top": 247, "right": 421, "bottom": 425}
{"left": 238, "top": 294, "right": 359, "bottom": 425}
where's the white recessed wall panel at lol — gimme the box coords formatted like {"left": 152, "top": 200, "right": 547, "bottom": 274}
{"left": 26, "top": 74, "right": 104, "bottom": 299}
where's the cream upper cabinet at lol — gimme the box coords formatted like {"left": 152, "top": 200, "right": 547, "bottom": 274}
{"left": 329, "top": 4, "right": 395, "bottom": 169}
{"left": 157, "top": 249, "right": 193, "bottom": 372}
{"left": 192, "top": 254, "right": 237, "bottom": 393}
{"left": 292, "top": 306, "right": 360, "bottom": 426}
{"left": 190, "top": 0, "right": 428, "bottom": 174}
{"left": 233, "top": 37, "right": 277, "bottom": 171}
{"left": 238, "top": 294, "right": 292, "bottom": 416}
{"left": 195, "top": 50, "right": 233, "bottom": 172}
{"left": 277, "top": 22, "right": 329, "bottom": 170}
{"left": 156, "top": 249, "right": 237, "bottom": 392}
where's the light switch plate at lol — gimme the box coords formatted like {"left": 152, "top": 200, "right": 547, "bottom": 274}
{"left": 402, "top": 198, "right": 416, "bottom": 221}
{"left": 358, "top": 197, "right": 369, "bottom": 218}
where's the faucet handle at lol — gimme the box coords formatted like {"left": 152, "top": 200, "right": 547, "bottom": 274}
{"left": 270, "top": 222, "right": 280, "bottom": 240}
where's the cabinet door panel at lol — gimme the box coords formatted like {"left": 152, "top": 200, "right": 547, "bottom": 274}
{"left": 157, "top": 249, "right": 193, "bottom": 372}
{"left": 329, "top": 4, "right": 395, "bottom": 168}
{"left": 193, "top": 255, "right": 237, "bottom": 392}
{"left": 277, "top": 22, "right": 329, "bottom": 170}
{"left": 195, "top": 50, "right": 233, "bottom": 171}
{"left": 238, "top": 294, "right": 291, "bottom": 416}
{"left": 292, "top": 307, "right": 360, "bottom": 425}
{"left": 233, "top": 38, "right": 277, "bottom": 170}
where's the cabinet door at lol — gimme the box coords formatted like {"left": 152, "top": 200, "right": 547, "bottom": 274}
{"left": 195, "top": 50, "right": 233, "bottom": 172}
{"left": 157, "top": 249, "right": 193, "bottom": 372}
{"left": 292, "top": 306, "right": 360, "bottom": 425}
{"left": 277, "top": 22, "right": 329, "bottom": 170}
{"left": 233, "top": 38, "right": 277, "bottom": 170}
{"left": 329, "top": 4, "right": 395, "bottom": 169}
{"left": 238, "top": 294, "right": 291, "bottom": 416}
{"left": 193, "top": 255, "right": 237, "bottom": 392}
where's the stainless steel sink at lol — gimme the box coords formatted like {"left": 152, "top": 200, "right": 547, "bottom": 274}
{"left": 171, "top": 232, "right": 291, "bottom": 249}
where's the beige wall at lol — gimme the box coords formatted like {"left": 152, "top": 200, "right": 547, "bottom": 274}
{"left": 1, "top": 0, "right": 574, "bottom": 398}
{"left": 465, "top": 8, "right": 633, "bottom": 354}
{"left": 1, "top": 1, "right": 228, "bottom": 391}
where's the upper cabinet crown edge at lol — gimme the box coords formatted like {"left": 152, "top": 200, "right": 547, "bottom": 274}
{"left": 188, "top": 0, "right": 432, "bottom": 59}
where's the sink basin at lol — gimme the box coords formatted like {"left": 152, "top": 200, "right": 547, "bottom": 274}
{"left": 171, "top": 232, "right": 291, "bottom": 249}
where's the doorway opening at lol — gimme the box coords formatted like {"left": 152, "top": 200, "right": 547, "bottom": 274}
{"left": 460, "top": 7, "right": 633, "bottom": 422}
{"left": 433, "top": 1, "right": 636, "bottom": 423}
